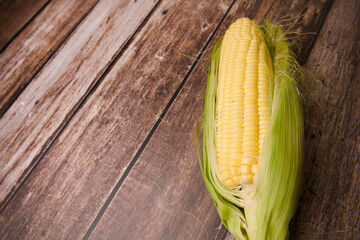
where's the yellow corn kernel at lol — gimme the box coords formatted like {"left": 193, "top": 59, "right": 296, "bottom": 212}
{"left": 216, "top": 18, "right": 273, "bottom": 187}
{"left": 251, "top": 164, "right": 259, "bottom": 175}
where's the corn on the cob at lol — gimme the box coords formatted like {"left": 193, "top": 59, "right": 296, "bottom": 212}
{"left": 197, "top": 18, "right": 304, "bottom": 240}
{"left": 216, "top": 18, "right": 273, "bottom": 186}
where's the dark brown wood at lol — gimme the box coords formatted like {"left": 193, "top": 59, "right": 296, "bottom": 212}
{"left": 291, "top": 0, "right": 360, "bottom": 238}
{"left": 0, "top": 0, "right": 233, "bottom": 239}
{"left": 87, "top": 0, "right": 335, "bottom": 239}
{"left": 0, "top": 0, "right": 49, "bottom": 51}
{"left": 1, "top": 0, "right": 358, "bottom": 239}
{"left": 0, "top": 0, "right": 159, "bottom": 211}
{"left": 0, "top": 0, "right": 98, "bottom": 117}
{"left": 87, "top": 33, "right": 226, "bottom": 239}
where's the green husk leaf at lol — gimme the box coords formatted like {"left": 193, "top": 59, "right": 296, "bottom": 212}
{"left": 197, "top": 19, "right": 304, "bottom": 240}
{"left": 255, "top": 19, "right": 304, "bottom": 240}
{"left": 196, "top": 37, "right": 249, "bottom": 240}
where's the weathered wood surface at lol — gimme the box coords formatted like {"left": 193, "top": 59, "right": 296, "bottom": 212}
{"left": 0, "top": 0, "right": 159, "bottom": 211}
{"left": 0, "top": 0, "right": 99, "bottom": 117}
{"left": 0, "top": 0, "right": 49, "bottom": 51}
{"left": 292, "top": 0, "right": 360, "bottom": 238}
{"left": 0, "top": 0, "right": 234, "bottom": 238}
{"left": 1, "top": 0, "right": 359, "bottom": 239}
{"left": 88, "top": 0, "right": 336, "bottom": 239}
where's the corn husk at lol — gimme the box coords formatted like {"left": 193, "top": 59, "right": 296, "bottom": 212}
{"left": 197, "top": 19, "right": 304, "bottom": 240}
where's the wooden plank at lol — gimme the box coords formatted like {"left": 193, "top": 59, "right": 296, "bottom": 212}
{"left": 0, "top": 0, "right": 234, "bottom": 239}
{"left": 0, "top": 0, "right": 159, "bottom": 210}
{"left": 0, "top": 0, "right": 49, "bottom": 51}
{"left": 0, "top": 0, "right": 98, "bottom": 117}
{"left": 87, "top": 37, "right": 225, "bottom": 239}
{"left": 87, "top": 0, "right": 334, "bottom": 239}
{"left": 290, "top": 0, "right": 360, "bottom": 238}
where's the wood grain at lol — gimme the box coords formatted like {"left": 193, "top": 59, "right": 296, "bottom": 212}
{"left": 87, "top": 30, "right": 227, "bottom": 239}
{"left": 0, "top": 0, "right": 98, "bottom": 117}
{"left": 0, "top": 0, "right": 234, "bottom": 239}
{"left": 291, "top": 0, "right": 360, "bottom": 238}
{"left": 0, "top": 0, "right": 49, "bottom": 51}
{"left": 1, "top": 0, "right": 357, "bottom": 239}
{"left": 88, "top": 0, "right": 334, "bottom": 239}
{"left": 0, "top": 0, "right": 159, "bottom": 211}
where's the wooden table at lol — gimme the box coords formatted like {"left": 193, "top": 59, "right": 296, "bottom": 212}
{"left": 0, "top": 0, "right": 359, "bottom": 239}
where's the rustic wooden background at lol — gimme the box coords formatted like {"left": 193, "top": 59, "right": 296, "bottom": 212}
{"left": 0, "top": 0, "right": 359, "bottom": 239}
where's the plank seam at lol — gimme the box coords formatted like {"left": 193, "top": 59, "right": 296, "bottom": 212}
{"left": 0, "top": 0, "right": 101, "bottom": 118}
{"left": 82, "top": 0, "right": 237, "bottom": 238}
{"left": 0, "top": 0, "right": 159, "bottom": 213}
{"left": 0, "top": 0, "right": 102, "bottom": 211}
{"left": 301, "top": 0, "right": 335, "bottom": 64}
{"left": 0, "top": 0, "right": 51, "bottom": 53}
